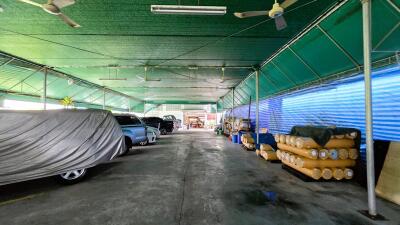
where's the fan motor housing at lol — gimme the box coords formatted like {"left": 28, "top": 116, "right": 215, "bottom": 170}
{"left": 269, "top": 3, "right": 284, "bottom": 18}
{"left": 43, "top": 4, "right": 61, "bottom": 15}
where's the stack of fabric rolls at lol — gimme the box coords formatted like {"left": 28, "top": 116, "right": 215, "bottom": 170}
{"left": 241, "top": 133, "right": 255, "bottom": 150}
{"left": 275, "top": 133, "right": 358, "bottom": 180}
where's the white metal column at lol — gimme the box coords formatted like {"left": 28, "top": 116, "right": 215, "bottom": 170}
{"left": 232, "top": 88, "right": 235, "bottom": 132}
{"left": 43, "top": 68, "right": 47, "bottom": 110}
{"left": 255, "top": 70, "right": 260, "bottom": 145}
{"left": 361, "top": 0, "right": 377, "bottom": 216}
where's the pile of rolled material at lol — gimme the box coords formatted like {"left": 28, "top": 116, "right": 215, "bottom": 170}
{"left": 241, "top": 133, "right": 255, "bottom": 150}
{"left": 274, "top": 133, "right": 358, "bottom": 180}
{"left": 242, "top": 133, "right": 254, "bottom": 144}
{"left": 259, "top": 144, "right": 278, "bottom": 161}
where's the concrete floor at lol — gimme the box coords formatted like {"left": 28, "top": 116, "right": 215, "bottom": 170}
{"left": 0, "top": 130, "right": 399, "bottom": 225}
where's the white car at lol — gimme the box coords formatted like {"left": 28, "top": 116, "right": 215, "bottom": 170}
{"left": 147, "top": 126, "right": 161, "bottom": 139}
{"left": 139, "top": 130, "right": 156, "bottom": 146}
{"left": 147, "top": 130, "right": 157, "bottom": 144}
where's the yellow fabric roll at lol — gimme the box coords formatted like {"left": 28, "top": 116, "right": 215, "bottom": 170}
{"left": 260, "top": 144, "right": 273, "bottom": 151}
{"left": 243, "top": 142, "right": 255, "bottom": 150}
{"left": 296, "top": 137, "right": 320, "bottom": 149}
{"left": 289, "top": 154, "right": 296, "bottom": 164}
{"left": 296, "top": 157, "right": 356, "bottom": 169}
{"left": 261, "top": 150, "right": 279, "bottom": 161}
{"left": 345, "top": 132, "right": 358, "bottom": 139}
{"left": 277, "top": 143, "right": 318, "bottom": 159}
{"left": 274, "top": 134, "right": 281, "bottom": 143}
{"left": 344, "top": 168, "right": 354, "bottom": 179}
{"left": 332, "top": 168, "right": 345, "bottom": 180}
{"left": 279, "top": 135, "right": 286, "bottom": 144}
{"left": 334, "top": 135, "right": 345, "bottom": 139}
{"left": 296, "top": 137, "right": 355, "bottom": 149}
{"left": 349, "top": 148, "right": 359, "bottom": 160}
{"left": 289, "top": 136, "right": 297, "bottom": 146}
{"left": 322, "top": 168, "right": 333, "bottom": 180}
{"left": 276, "top": 150, "right": 282, "bottom": 160}
{"left": 324, "top": 139, "right": 355, "bottom": 148}
{"left": 318, "top": 149, "right": 329, "bottom": 160}
{"left": 328, "top": 149, "right": 339, "bottom": 160}
{"left": 282, "top": 160, "right": 322, "bottom": 180}
{"left": 285, "top": 135, "right": 291, "bottom": 146}
{"left": 338, "top": 148, "right": 349, "bottom": 160}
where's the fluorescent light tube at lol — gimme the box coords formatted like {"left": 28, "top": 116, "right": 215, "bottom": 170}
{"left": 151, "top": 5, "right": 227, "bottom": 16}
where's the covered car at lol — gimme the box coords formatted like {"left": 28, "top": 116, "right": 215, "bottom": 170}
{"left": 0, "top": 109, "right": 125, "bottom": 185}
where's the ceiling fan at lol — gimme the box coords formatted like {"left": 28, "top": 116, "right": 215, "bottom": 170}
{"left": 18, "top": 0, "right": 81, "bottom": 28}
{"left": 234, "top": 0, "right": 298, "bottom": 31}
{"left": 137, "top": 67, "right": 162, "bottom": 83}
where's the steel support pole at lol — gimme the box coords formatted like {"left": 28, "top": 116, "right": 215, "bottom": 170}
{"left": 255, "top": 70, "right": 260, "bottom": 145}
{"left": 232, "top": 88, "right": 235, "bottom": 132}
{"left": 43, "top": 68, "right": 47, "bottom": 110}
{"left": 361, "top": 0, "right": 377, "bottom": 217}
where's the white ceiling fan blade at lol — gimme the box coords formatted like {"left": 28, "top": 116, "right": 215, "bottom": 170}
{"left": 275, "top": 15, "right": 287, "bottom": 31}
{"left": 18, "top": 0, "right": 43, "bottom": 8}
{"left": 234, "top": 11, "right": 269, "bottom": 18}
{"left": 51, "top": 0, "right": 75, "bottom": 9}
{"left": 280, "top": 0, "right": 298, "bottom": 9}
{"left": 58, "top": 13, "right": 81, "bottom": 28}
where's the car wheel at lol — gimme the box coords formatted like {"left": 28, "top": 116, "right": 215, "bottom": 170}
{"left": 160, "top": 128, "right": 167, "bottom": 135}
{"left": 139, "top": 139, "right": 149, "bottom": 146}
{"left": 57, "top": 168, "right": 87, "bottom": 184}
{"left": 120, "top": 136, "right": 133, "bottom": 156}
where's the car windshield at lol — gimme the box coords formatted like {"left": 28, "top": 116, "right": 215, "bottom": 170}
{"left": 115, "top": 116, "right": 142, "bottom": 125}
{"left": 163, "top": 115, "right": 175, "bottom": 120}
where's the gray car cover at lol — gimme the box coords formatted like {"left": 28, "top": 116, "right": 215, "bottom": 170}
{"left": 0, "top": 109, "right": 125, "bottom": 185}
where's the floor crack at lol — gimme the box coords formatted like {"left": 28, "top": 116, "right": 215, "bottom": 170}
{"left": 176, "top": 138, "right": 193, "bottom": 225}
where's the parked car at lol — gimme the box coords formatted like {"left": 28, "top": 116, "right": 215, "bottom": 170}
{"left": 114, "top": 114, "right": 147, "bottom": 153}
{"left": 0, "top": 109, "right": 125, "bottom": 186}
{"left": 147, "top": 126, "right": 161, "bottom": 139}
{"left": 163, "top": 115, "right": 180, "bottom": 131}
{"left": 146, "top": 130, "right": 157, "bottom": 145}
{"left": 141, "top": 117, "right": 174, "bottom": 135}
{"left": 176, "top": 119, "right": 182, "bottom": 129}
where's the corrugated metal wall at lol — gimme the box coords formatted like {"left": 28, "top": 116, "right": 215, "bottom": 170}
{"left": 226, "top": 66, "right": 400, "bottom": 161}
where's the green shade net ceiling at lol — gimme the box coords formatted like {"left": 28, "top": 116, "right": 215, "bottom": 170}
{"left": 0, "top": 0, "right": 342, "bottom": 111}
{"left": 220, "top": 0, "right": 400, "bottom": 110}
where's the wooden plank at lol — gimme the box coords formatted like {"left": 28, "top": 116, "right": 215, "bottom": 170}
{"left": 375, "top": 142, "right": 400, "bottom": 205}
